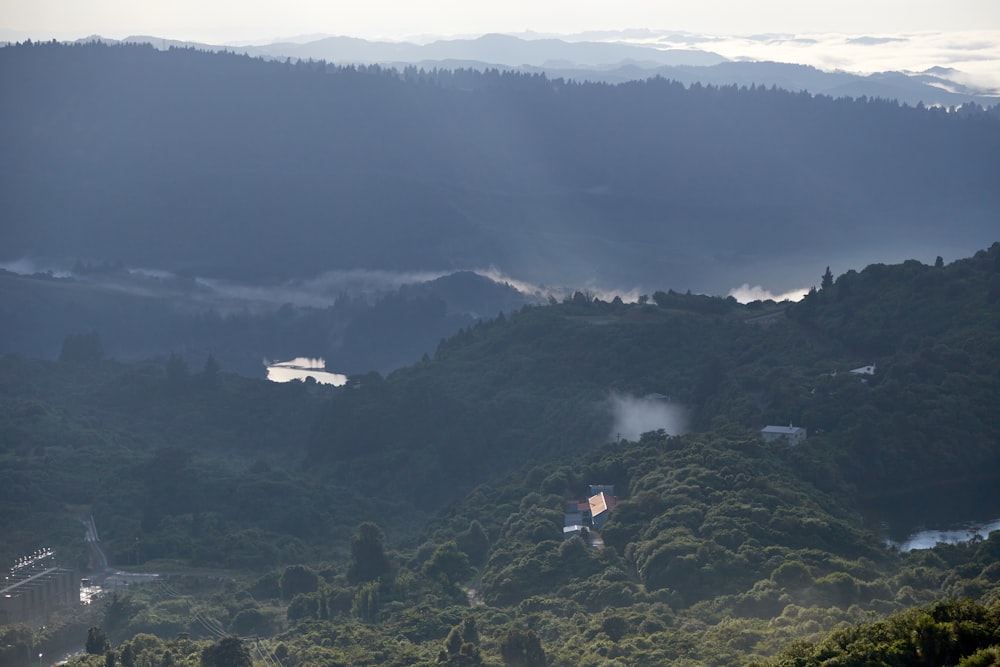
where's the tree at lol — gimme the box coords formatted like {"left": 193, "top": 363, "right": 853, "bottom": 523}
{"left": 440, "top": 619, "right": 482, "bottom": 667}
{"left": 352, "top": 581, "right": 381, "bottom": 624}
{"left": 422, "top": 541, "right": 471, "bottom": 590}
{"left": 86, "top": 626, "right": 109, "bottom": 655}
{"left": 120, "top": 644, "right": 135, "bottom": 667}
{"left": 459, "top": 617, "right": 479, "bottom": 645}
{"left": 60, "top": 331, "right": 104, "bottom": 363}
{"left": 201, "top": 354, "right": 221, "bottom": 390}
{"left": 347, "top": 522, "right": 391, "bottom": 583}
{"left": 456, "top": 520, "right": 490, "bottom": 565}
{"left": 279, "top": 564, "right": 318, "bottom": 600}
{"left": 229, "top": 608, "right": 271, "bottom": 636}
{"left": 200, "top": 636, "right": 251, "bottom": 667}
{"left": 821, "top": 266, "right": 834, "bottom": 290}
{"left": 499, "top": 628, "right": 546, "bottom": 667}
{"left": 165, "top": 353, "right": 188, "bottom": 394}
{"left": 771, "top": 560, "right": 813, "bottom": 589}
{"left": 285, "top": 593, "right": 319, "bottom": 622}
{"left": 602, "top": 615, "right": 629, "bottom": 642}
{"left": 103, "top": 593, "right": 139, "bottom": 632}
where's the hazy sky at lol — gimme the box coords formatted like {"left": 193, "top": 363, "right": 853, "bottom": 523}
{"left": 4, "top": 0, "right": 999, "bottom": 43}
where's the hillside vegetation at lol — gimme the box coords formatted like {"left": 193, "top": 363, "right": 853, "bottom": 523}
{"left": 2, "top": 245, "right": 999, "bottom": 665}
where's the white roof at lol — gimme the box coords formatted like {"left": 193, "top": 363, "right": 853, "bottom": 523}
{"left": 850, "top": 365, "right": 876, "bottom": 375}
{"left": 761, "top": 425, "right": 804, "bottom": 434}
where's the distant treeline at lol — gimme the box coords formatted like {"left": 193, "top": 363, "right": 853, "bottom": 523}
{"left": 1, "top": 41, "right": 997, "bottom": 291}
{"left": 0, "top": 268, "right": 529, "bottom": 376}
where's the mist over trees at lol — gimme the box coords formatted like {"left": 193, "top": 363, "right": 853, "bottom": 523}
{"left": 2, "top": 41, "right": 998, "bottom": 294}
{"left": 0, "top": 267, "right": 531, "bottom": 376}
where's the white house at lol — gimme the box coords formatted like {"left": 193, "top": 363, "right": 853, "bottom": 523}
{"left": 761, "top": 424, "right": 807, "bottom": 446}
{"left": 850, "top": 364, "right": 876, "bottom": 376}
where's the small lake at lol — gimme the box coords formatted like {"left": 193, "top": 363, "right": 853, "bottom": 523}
{"left": 863, "top": 476, "right": 1000, "bottom": 552}
{"left": 890, "top": 518, "right": 1000, "bottom": 551}
{"left": 265, "top": 357, "right": 348, "bottom": 386}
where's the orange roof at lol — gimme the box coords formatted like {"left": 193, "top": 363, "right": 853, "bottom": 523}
{"left": 589, "top": 492, "right": 609, "bottom": 516}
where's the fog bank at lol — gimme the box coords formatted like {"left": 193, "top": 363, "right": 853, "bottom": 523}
{"left": 609, "top": 393, "right": 688, "bottom": 442}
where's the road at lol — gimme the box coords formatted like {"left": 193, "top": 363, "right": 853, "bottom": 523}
{"left": 81, "top": 515, "right": 109, "bottom": 572}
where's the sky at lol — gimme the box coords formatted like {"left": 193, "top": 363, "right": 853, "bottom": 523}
{"left": 4, "top": 0, "right": 999, "bottom": 44}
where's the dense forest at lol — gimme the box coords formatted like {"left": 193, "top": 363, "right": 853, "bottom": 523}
{"left": 2, "top": 41, "right": 998, "bottom": 294}
{"left": 2, "top": 246, "right": 999, "bottom": 665}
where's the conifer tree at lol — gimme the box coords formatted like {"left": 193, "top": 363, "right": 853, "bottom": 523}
{"left": 347, "top": 522, "right": 391, "bottom": 583}
{"left": 500, "top": 628, "right": 546, "bottom": 667}
{"left": 821, "top": 266, "right": 834, "bottom": 290}
{"left": 86, "top": 626, "right": 109, "bottom": 655}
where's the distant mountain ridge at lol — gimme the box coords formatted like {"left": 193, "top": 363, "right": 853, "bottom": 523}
{"left": 108, "top": 32, "right": 727, "bottom": 68}
{"left": 1, "top": 41, "right": 998, "bottom": 297}
{"left": 73, "top": 32, "right": 1000, "bottom": 107}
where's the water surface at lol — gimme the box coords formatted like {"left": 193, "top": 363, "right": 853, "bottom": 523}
{"left": 265, "top": 357, "right": 347, "bottom": 386}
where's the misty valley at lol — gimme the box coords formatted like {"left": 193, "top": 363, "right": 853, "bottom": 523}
{"left": 2, "top": 39, "right": 1000, "bottom": 667}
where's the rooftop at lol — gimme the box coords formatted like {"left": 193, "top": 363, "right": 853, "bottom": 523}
{"left": 761, "top": 425, "right": 805, "bottom": 434}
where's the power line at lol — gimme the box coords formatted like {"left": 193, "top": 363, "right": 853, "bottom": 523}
{"left": 150, "top": 577, "right": 285, "bottom": 667}
{"left": 153, "top": 580, "right": 228, "bottom": 639}
{"left": 255, "top": 637, "right": 286, "bottom": 667}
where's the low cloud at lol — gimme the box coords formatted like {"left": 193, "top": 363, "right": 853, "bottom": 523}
{"left": 641, "top": 28, "right": 1000, "bottom": 94}
{"left": 197, "top": 266, "right": 643, "bottom": 310}
{"left": 472, "top": 266, "right": 642, "bottom": 304}
{"left": 728, "top": 283, "right": 809, "bottom": 303}
{"left": 846, "top": 36, "right": 909, "bottom": 46}
{"left": 609, "top": 393, "right": 688, "bottom": 443}
{"left": 4, "top": 255, "right": 650, "bottom": 312}
{"left": 269, "top": 357, "right": 326, "bottom": 369}
{"left": 0, "top": 258, "right": 71, "bottom": 277}
{"left": 197, "top": 268, "right": 451, "bottom": 308}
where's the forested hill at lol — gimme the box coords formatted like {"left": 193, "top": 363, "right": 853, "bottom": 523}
{"left": 306, "top": 245, "right": 1000, "bottom": 510}
{"left": 2, "top": 41, "right": 999, "bottom": 294}
{"left": 2, "top": 247, "right": 996, "bottom": 570}
{"left": 5, "top": 246, "right": 1000, "bottom": 667}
